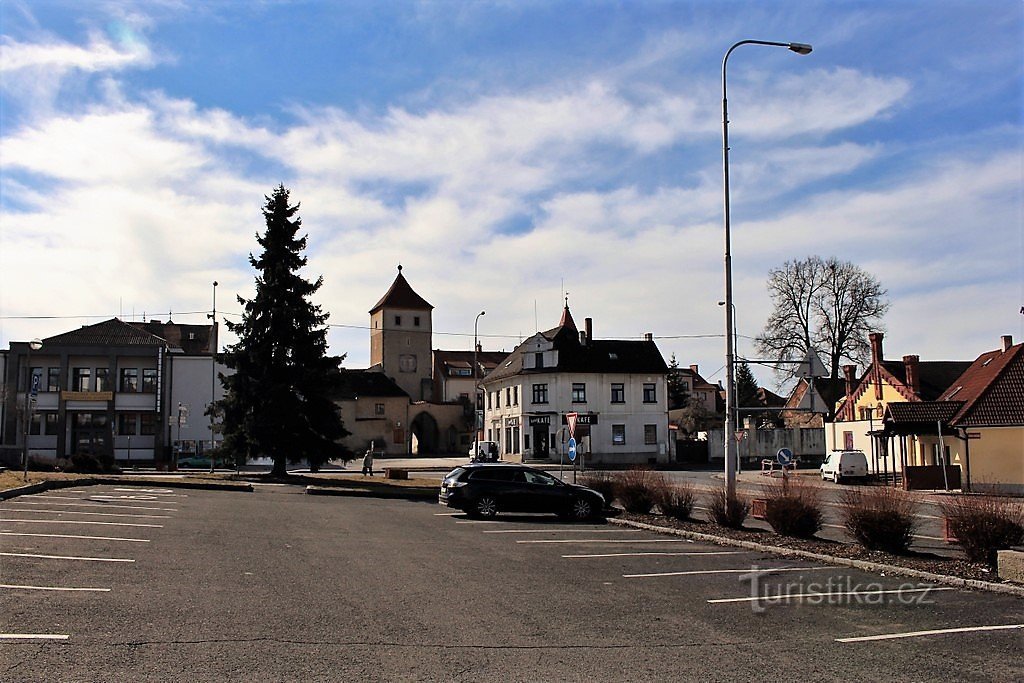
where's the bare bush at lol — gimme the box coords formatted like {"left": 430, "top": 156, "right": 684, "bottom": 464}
{"left": 940, "top": 495, "right": 1024, "bottom": 566}
{"left": 579, "top": 471, "right": 617, "bottom": 509}
{"left": 706, "top": 486, "right": 750, "bottom": 529}
{"left": 840, "top": 487, "right": 918, "bottom": 554}
{"left": 761, "top": 477, "right": 823, "bottom": 539}
{"left": 615, "top": 469, "right": 665, "bottom": 514}
{"left": 656, "top": 481, "right": 696, "bottom": 521}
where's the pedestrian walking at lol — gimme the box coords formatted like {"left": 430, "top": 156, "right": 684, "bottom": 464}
{"left": 362, "top": 442, "right": 375, "bottom": 476}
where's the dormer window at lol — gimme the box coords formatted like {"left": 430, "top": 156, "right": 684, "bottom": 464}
{"left": 535, "top": 352, "right": 544, "bottom": 369}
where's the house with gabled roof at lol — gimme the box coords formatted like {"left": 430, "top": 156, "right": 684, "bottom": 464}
{"left": 481, "top": 305, "right": 669, "bottom": 464}
{"left": 825, "top": 332, "right": 971, "bottom": 472}
{"left": 880, "top": 335, "right": 1023, "bottom": 493}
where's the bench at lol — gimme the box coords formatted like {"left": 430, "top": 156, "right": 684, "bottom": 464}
{"left": 384, "top": 468, "right": 409, "bottom": 480}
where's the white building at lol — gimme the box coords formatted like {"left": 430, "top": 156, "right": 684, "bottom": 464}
{"left": 481, "top": 306, "right": 670, "bottom": 465}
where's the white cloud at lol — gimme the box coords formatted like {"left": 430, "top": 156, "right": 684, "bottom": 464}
{"left": 0, "top": 33, "right": 151, "bottom": 73}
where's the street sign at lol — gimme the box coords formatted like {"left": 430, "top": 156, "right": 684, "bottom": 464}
{"left": 566, "top": 412, "right": 578, "bottom": 439}
{"left": 734, "top": 430, "right": 746, "bottom": 442}
{"left": 568, "top": 437, "right": 577, "bottom": 462}
{"left": 777, "top": 448, "right": 793, "bottom": 465}
{"left": 30, "top": 373, "right": 40, "bottom": 397}
{"left": 967, "top": 432, "right": 981, "bottom": 440}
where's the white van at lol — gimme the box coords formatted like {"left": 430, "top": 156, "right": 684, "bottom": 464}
{"left": 820, "top": 450, "right": 868, "bottom": 483}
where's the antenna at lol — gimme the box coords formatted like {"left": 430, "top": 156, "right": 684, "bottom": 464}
{"left": 534, "top": 300, "right": 538, "bottom": 333}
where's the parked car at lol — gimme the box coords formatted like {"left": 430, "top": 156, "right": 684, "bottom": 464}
{"left": 439, "top": 463, "right": 604, "bottom": 521}
{"left": 820, "top": 450, "right": 868, "bottom": 483}
{"left": 468, "top": 440, "right": 500, "bottom": 462}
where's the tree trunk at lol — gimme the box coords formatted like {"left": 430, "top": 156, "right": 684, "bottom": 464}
{"left": 270, "top": 456, "right": 288, "bottom": 477}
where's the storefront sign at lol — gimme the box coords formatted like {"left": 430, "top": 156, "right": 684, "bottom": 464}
{"left": 561, "top": 413, "right": 598, "bottom": 425}
{"left": 61, "top": 391, "right": 114, "bottom": 402}
{"left": 505, "top": 417, "right": 520, "bottom": 427}
{"left": 528, "top": 415, "right": 552, "bottom": 425}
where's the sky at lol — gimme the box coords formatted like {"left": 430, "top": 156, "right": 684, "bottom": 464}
{"left": 1, "top": 0, "right": 1021, "bottom": 391}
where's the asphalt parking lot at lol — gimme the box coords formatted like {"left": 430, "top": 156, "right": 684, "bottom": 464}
{"left": 1, "top": 484, "right": 1022, "bottom": 682}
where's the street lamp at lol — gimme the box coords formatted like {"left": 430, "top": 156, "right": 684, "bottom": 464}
{"left": 22, "top": 338, "right": 43, "bottom": 481}
{"left": 722, "top": 39, "right": 812, "bottom": 498}
{"left": 208, "top": 280, "right": 218, "bottom": 473}
{"left": 473, "top": 310, "right": 486, "bottom": 443}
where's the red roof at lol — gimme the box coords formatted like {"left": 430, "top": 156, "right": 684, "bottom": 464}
{"left": 369, "top": 266, "right": 433, "bottom": 313}
{"left": 941, "top": 342, "right": 1024, "bottom": 427}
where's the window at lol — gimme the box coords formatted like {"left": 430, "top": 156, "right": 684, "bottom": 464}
{"left": 452, "top": 367, "right": 472, "bottom": 376}
{"left": 142, "top": 369, "right": 158, "bottom": 393}
{"left": 681, "top": 381, "right": 690, "bottom": 392}
{"left": 643, "top": 383, "right": 656, "bottom": 403}
{"left": 644, "top": 424, "right": 657, "bottom": 445}
{"left": 535, "top": 352, "right": 544, "bottom": 369}
{"left": 512, "top": 386, "right": 519, "bottom": 406}
{"left": 72, "top": 367, "right": 91, "bottom": 392}
{"left": 375, "top": 403, "right": 385, "bottom": 416}
{"left": 95, "top": 368, "right": 110, "bottom": 392}
{"left": 532, "top": 383, "right": 548, "bottom": 404}
{"left": 30, "top": 413, "right": 42, "bottom": 435}
{"left": 486, "top": 392, "right": 491, "bottom": 410}
{"left": 414, "top": 316, "right": 421, "bottom": 327}
{"left": 843, "top": 431, "right": 854, "bottom": 450}
{"left": 120, "top": 368, "right": 139, "bottom": 393}
{"left": 505, "top": 387, "right": 511, "bottom": 405}
{"left": 611, "top": 383, "right": 625, "bottom": 403}
{"left": 118, "top": 413, "right": 138, "bottom": 435}
{"left": 399, "top": 354, "right": 417, "bottom": 372}
{"left": 572, "top": 383, "right": 587, "bottom": 403}
{"left": 495, "top": 391, "right": 501, "bottom": 409}
{"left": 512, "top": 426, "right": 520, "bottom": 454}
{"left": 140, "top": 413, "right": 157, "bottom": 436}
{"left": 612, "top": 424, "right": 626, "bottom": 445}
{"left": 47, "top": 367, "right": 61, "bottom": 392}
{"left": 45, "top": 413, "right": 57, "bottom": 435}
{"left": 395, "top": 315, "right": 402, "bottom": 326}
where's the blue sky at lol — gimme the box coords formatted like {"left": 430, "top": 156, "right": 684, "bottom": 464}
{"left": 1, "top": 0, "right": 1021, "bottom": 388}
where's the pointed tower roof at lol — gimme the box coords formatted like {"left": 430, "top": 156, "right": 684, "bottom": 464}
{"left": 558, "top": 304, "right": 577, "bottom": 332}
{"left": 369, "top": 265, "right": 433, "bottom": 314}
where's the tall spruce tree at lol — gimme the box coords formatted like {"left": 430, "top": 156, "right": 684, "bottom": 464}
{"left": 218, "top": 185, "right": 349, "bottom": 475}
{"left": 734, "top": 361, "right": 761, "bottom": 423}
{"left": 666, "top": 353, "right": 689, "bottom": 410}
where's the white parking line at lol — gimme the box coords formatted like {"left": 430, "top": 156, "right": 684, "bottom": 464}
{"left": 565, "top": 551, "right": 746, "bottom": 559}
{"left": 112, "top": 489, "right": 186, "bottom": 496}
{"left": 7, "top": 501, "right": 177, "bottom": 512}
{"left": 455, "top": 520, "right": 502, "bottom": 524}
{"left": 837, "top": 623, "right": 1024, "bottom": 643}
{"left": 0, "top": 633, "right": 70, "bottom": 640}
{"left": 0, "top": 509, "right": 170, "bottom": 519}
{"left": 433, "top": 512, "right": 461, "bottom": 516}
{"left": 483, "top": 529, "right": 637, "bottom": 534}
{"left": 1, "top": 584, "right": 111, "bottom": 592}
{"left": 1, "top": 552, "right": 135, "bottom": 563}
{"left": 0, "top": 519, "right": 162, "bottom": 528}
{"left": 624, "top": 566, "right": 830, "bottom": 578}
{"left": 0, "top": 532, "right": 149, "bottom": 542}
{"left": 708, "top": 587, "right": 955, "bottom": 604}
{"left": 518, "top": 539, "right": 690, "bottom": 544}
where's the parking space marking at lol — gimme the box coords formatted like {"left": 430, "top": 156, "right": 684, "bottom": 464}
{"left": 7, "top": 501, "right": 177, "bottom": 512}
{"left": 455, "top": 520, "right": 502, "bottom": 524}
{"left": 433, "top": 512, "right": 461, "bottom": 516}
{"left": 483, "top": 529, "right": 638, "bottom": 534}
{"left": 708, "top": 586, "right": 955, "bottom": 604}
{"left": 0, "top": 519, "right": 162, "bottom": 528}
{"left": 624, "top": 566, "right": 830, "bottom": 578}
{"left": 564, "top": 551, "right": 746, "bottom": 559}
{"left": 517, "top": 538, "right": 691, "bottom": 544}
{"left": 0, "top": 552, "right": 135, "bottom": 563}
{"left": 0, "top": 633, "right": 70, "bottom": 641}
{"left": 836, "top": 623, "right": 1024, "bottom": 643}
{"left": 0, "top": 509, "right": 170, "bottom": 520}
{"left": 112, "top": 489, "right": 186, "bottom": 497}
{"left": 1, "top": 584, "right": 111, "bottom": 592}
{"left": 0, "top": 532, "right": 150, "bottom": 542}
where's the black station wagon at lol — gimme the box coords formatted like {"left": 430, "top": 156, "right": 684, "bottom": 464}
{"left": 438, "top": 463, "right": 604, "bottom": 521}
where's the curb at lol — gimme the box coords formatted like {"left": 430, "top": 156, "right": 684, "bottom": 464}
{"left": 305, "top": 485, "right": 436, "bottom": 501}
{"left": 0, "top": 477, "right": 252, "bottom": 500}
{"left": 608, "top": 517, "right": 1024, "bottom": 598}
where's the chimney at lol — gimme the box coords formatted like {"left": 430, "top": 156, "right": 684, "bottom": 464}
{"left": 1002, "top": 335, "right": 1014, "bottom": 352}
{"left": 644, "top": 332, "right": 653, "bottom": 342}
{"left": 690, "top": 364, "right": 699, "bottom": 375}
{"left": 903, "top": 355, "right": 920, "bottom": 396}
{"left": 585, "top": 318, "right": 593, "bottom": 346}
{"left": 579, "top": 331, "right": 587, "bottom": 345}
{"left": 869, "top": 332, "right": 884, "bottom": 363}
{"left": 843, "top": 365, "right": 857, "bottom": 399}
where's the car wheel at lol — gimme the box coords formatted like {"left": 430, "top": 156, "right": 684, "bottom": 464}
{"left": 475, "top": 496, "right": 498, "bottom": 518}
{"left": 569, "top": 497, "right": 595, "bottom": 521}
{"left": 835, "top": 474, "right": 843, "bottom": 484}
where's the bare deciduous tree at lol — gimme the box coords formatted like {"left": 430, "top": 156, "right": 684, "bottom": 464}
{"left": 755, "top": 256, "right": 889, "bottom": 383}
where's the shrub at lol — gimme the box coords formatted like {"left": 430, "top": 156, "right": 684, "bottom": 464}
{"left": 65, "top": 451, "right": 120, "bottom": 474}
{"left": 706, "top": 486, "right": 750, "bottom": 529}
{"left": 655, "top": 481, "right": 696, "bottom": 521}
{"left": 615, "top": 469, "right": 665, "bottom": 514}
{"left": 761, "top": 477, "right": 823, "bottom": 538}
{"left": 840, "top": 487, "right": 918, "bottom": 554}
{"left": 579, "top": 471, "right": 617, "bottom": 509}
{"left": 940, "top": 494, "right": 1024, "bottom": 566}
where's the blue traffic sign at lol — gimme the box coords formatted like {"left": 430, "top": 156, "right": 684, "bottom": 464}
{"left": 568, "top": 437, "right": 577, "bottom": 462}
{"left": 777, "top": 448, "right": 794, "bottom": 465}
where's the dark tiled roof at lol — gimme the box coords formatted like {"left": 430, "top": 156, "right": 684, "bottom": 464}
{"left": 881, "top": 360, "right": 972, "bottom": 401}
{"left": 369, "top": 269, "right": 433, "bottom": 313}
{"left": 42, "top": 318, "right": 166, "bottom": 347}
{"left": 942, "top": 344, "right": 1024, "bottom": 427}
{"left": 337, "top": 369, "right": 410, "bottom": 400}
{"left": 129, "top": 321, "right": 213, "bottom": 355}
{"left": 433, "top": 349, "right": 511, "bottom": 376}
{"left": 886, "top": 401, "right": 964, "bottom": 424}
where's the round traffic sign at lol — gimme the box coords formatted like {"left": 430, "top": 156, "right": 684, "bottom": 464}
{"left": 777, "top": 448, "right": 794, "bottom": 465}
{"left": 568, "top": 437, "right": 577, "bottom": 462}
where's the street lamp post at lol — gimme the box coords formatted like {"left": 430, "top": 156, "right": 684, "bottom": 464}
{"left": 473, "top": 310, "right": 486, "bottom": 444}
{"left": 22, "top": 338, "right": 43, "bottom": 481}
{"left": 722, "top": 39, "right": 812, "bottom": 498}
{"left": 208, "top": 280, "right": 218, "bottom": 473}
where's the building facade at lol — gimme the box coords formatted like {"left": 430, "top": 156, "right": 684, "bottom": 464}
{"left": 481, "top": 307, "right": 670, "bottom": 465}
